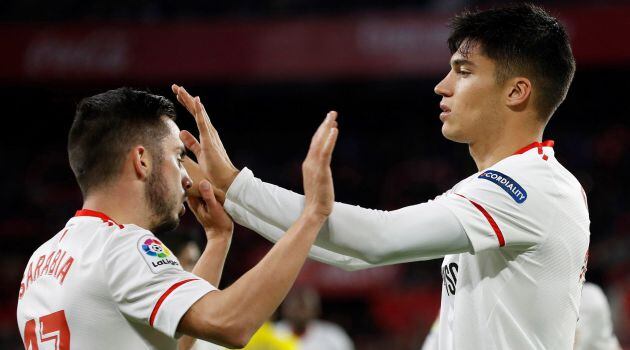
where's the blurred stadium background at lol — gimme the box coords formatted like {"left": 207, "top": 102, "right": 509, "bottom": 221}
{"left": 0, "top": 0, "right": 628, "bottom": 349}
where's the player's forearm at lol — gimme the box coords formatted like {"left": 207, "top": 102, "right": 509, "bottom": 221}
{"left": 215, "top": 213, "right": 324, "bottom": 341}
{"left": 192, "top": 234, "right": 232, "bottom": 287}
{"left": 225, "top": 168, "right": 471, "bottom": 264}
{"left": 317, "top": 201, "right": 471, "bottom": 263}
{"left": 178, "top": 233, "right": 231, "bottom": 350}
{"left": 227, "top": 201, "right": 373, "bottom": 271}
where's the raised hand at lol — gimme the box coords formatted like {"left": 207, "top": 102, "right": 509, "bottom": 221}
{"left": 302, "top": 111, "right": 339, "bottom": 220}
{"left": 172, "top": 84, "right": 239, "bottom": 194}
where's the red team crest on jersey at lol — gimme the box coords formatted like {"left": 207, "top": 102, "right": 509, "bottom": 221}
{"left": 137, "top": 235, "right": 180, "bottom": 273}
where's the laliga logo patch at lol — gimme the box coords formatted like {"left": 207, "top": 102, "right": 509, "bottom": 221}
{"left": 137, "top": 235, "right": 181, "bottom": 273}
{"left": 142, "top": 238, "right": 172, "bottom": 258}
{"left": 478, "top": 170, "right": 527, "bottom": 203}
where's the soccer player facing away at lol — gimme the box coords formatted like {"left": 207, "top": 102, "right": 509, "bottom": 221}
{"left": 176, "top": 4, "right": 588, "bottom": 349}
{"left": 16, "top": 88, "right": 339, "bottom": 349}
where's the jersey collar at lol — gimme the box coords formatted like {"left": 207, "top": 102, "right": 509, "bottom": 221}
{"left": 513, "top": 140, "right": 554, "bottom": 155}
{"left": 74, "top": 209, "right": 124, "bottom": 228}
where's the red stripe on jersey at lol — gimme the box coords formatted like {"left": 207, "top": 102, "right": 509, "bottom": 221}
{"left": 513, "top": 140, "right": 554, "bottom": 155}
{"left": 456, "top": 194, "right": 506, "bottom": 247}
{"left": 150, "top": 278, "right": 199, "bottom": 327}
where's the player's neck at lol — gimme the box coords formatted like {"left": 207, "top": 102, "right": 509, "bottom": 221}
{"left": 81, "top": 185, "right": 151, "bottom": 229}
{"left": 468, "top": 128, "right": 543, "bottom": 171}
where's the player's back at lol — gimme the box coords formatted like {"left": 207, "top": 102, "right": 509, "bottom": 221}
{"left": 16, "top": 211, "right": 187, "bottom": 350}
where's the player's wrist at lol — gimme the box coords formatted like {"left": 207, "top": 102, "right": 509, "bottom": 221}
{"left": 218, "top": 168, "right": 240, "bottom": 193}
{"left": 299, "top": 209, "right": 328, "bottom": 228}
{"left": 204, "top": 227, "right": 233, "bottom": 242}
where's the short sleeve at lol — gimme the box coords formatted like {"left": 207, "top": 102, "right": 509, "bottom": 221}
{"left": 104, "top": 228, "right": 216, "bottom": 338}
{"left": 435, "top": 167, "right": 550, "bottom": 253}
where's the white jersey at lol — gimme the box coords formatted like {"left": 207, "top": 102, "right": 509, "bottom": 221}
{"left": 275, "top": 320, "right": 354, "bottom": 350}
{"left": 223, "top": 140, "right": 590, "bottom": 350}
{"left": 433, "top": 141, "right": 590, "bottom": 349}
{"left": 17, "top": 209, "right": 215, "bottom": 350}
{"left": 574, "top": 282, "right": 621, "bottom": 350}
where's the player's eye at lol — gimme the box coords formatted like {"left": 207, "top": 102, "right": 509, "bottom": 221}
{"left": 457, "top": 69, "right": 471, "bottom": 76}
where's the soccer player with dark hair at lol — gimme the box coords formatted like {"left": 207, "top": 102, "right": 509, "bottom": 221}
{"left": 17, "top": 87, "right": 339, "bottom": 349}
{"left": 178, "top": 4, "right": 588, "bottom": 349}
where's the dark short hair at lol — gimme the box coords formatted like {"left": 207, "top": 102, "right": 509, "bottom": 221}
{"left": 68, "top": 88, "right": 176, "bottom": 196}
{"left": 448, "top": 3, "right": 576, "bottom": 120}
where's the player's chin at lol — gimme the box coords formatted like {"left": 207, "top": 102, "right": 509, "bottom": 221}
{"left": 441, "top": 122, "right": 468, "bottom": 144}
{"left": 441, "top": 123, "right": 459, "bottom": 141}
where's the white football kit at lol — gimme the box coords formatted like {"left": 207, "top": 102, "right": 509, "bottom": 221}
{"left": 17, "top": 209, "right": 215, "bottom": 350}
{"left": 223, "top": 141, "right": 590, "bottom": 349}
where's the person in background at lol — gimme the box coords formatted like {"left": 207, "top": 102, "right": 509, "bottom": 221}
{"left": 574, "top": 282, "right": 622, "bottom": 350}
{"left": 276, "top": 287, "right": 354, "bottom": 350}
{"left": 242, "top": 322, "right": 298, "bottom": 350}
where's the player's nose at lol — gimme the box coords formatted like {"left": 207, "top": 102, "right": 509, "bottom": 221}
{"left": 434, "top": 73, "right": 453, "bottom": 97}
{"left": 182, "top": 174, "right": 192, "bottom": 191}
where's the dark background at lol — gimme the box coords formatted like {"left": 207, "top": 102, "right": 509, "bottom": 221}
{"left": 1, "top": 1, "right": 628, "bottom": 349}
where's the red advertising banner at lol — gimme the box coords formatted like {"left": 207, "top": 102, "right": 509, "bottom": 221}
{"left": 1, "top": 4, "right": 628, "bottom": 84}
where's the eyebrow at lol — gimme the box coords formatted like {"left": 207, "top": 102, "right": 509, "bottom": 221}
{"left": 450, "top": 58, "right": 476, "bottom": 68}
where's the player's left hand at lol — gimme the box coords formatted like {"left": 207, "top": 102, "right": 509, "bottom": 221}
{"left": 172, "top": 84, "right": 239, "bottom": 197}
{"left": 186, "top": 178, "right": 233, "bottom": 240}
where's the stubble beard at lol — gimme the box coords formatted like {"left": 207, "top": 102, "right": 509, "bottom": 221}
{"left": 146, "top": 165, "right": 180, "bottom": 234}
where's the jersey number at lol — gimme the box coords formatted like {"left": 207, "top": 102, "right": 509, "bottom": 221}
{"left": 23, "top": 310, "right": 70, "bottom": 350}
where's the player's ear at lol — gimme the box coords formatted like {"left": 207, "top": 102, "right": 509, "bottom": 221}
{"left": 131, "top": 145, "right": 150, "bottom": 180}
{"left": 505, "top": 76, "right": 532, "bottom": 111}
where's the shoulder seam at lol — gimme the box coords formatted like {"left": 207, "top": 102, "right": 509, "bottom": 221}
{"left": 537, "top": 161, "right": 560, "bottom": 250}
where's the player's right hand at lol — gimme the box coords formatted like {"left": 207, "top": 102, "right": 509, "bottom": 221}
{"left": 302, "top": 112, "right": 339, "bottom": 220}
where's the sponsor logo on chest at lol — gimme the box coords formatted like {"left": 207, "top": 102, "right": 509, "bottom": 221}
{"left": 478, "top": 170, "right": 527, "bottom": 203}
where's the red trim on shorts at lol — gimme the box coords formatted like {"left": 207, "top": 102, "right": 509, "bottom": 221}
{"left": 513, "top": 140, "right": 554, "bottom": 155}
{"left": 456, "top": 194, "right": 506, "bottom": 247}
{"left": 74, "top": 209, "right": 124, "bottom": 228}
{"left": 150, "top": 278, "right": 199, "bottom": 327}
